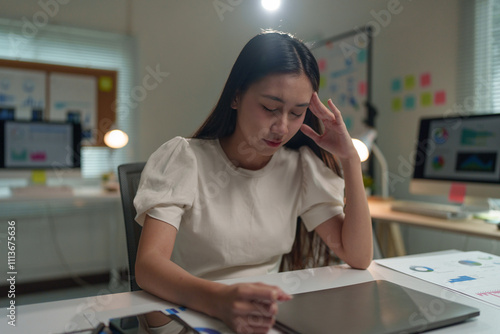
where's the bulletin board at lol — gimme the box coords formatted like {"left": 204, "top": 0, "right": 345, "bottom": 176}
{"left": 0, "top": 59, "right": 117, "bottom": 147}
{"left": 311, "top": 27, "right": 373, "bottom": 138}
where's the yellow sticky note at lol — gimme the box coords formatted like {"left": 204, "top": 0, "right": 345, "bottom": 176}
{"left": 319, "top": 75, "right": 326, "bottom": 89}
{"left": 99, "top": 76, "right": 113, "bottom": 92}
{"left": 404, "top": 75, "right": 416, "bottom": 90}
{"left": 31, "top": 170, "right": 46, "bottom": 185}
{"left": 392, "top": 97, "right": 402, "bottom": 112}
{"left": 421, "top": 92, "right": 432, "bottom": 107}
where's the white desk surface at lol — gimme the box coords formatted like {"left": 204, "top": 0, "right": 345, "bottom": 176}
{"left": 1, "top": 251, "right": 498, "bottom": 333}
{"left": 0, "top": 186, "right": 120, "bottom": 202}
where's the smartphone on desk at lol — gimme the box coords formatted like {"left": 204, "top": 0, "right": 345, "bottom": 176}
{"left": 109, "top": 310, "right": 200, "bottom": 334}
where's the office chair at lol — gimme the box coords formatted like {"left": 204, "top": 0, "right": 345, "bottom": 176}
{"left": 118, "top": 162, "right": 146, "bottom": 291}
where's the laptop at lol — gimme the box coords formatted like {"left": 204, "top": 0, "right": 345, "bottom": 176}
{"left": 274, "top": 280, "right": 479, "bottom": 334}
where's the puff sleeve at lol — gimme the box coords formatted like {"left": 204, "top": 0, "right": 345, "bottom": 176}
{"left": 298, "top": 146, "right": 345, "bottom": 232}
{"left": 133, "top": 137, "right": 197, "bottom": 229}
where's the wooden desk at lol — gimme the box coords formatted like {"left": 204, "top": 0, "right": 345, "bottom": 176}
{"left": 368, "top": 197, "right": 500, "bottom": 257}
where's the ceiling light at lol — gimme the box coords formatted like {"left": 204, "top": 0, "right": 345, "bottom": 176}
{"left": 261, "top": 0, "right": 281, "bottom": 11}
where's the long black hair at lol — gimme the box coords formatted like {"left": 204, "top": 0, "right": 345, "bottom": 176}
{"left": 193, "top": 30, "right": 342, "bottom": 270}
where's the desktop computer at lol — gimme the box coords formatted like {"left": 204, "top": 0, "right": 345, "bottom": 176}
{"left": 391, "top": 113, "right": 500, "bottom": 219}
{"left": 0, "top": 120, "right": 82, "bottom": 196}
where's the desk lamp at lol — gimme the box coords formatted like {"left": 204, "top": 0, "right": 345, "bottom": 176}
{"left": 103, "top": 127, "right": 128, "bottom": 191}
{"left": 104, "top": 128, "right": 129, "bottom": 149}
{"left": 352, "top": 127, "right": 389, "bottom": 198}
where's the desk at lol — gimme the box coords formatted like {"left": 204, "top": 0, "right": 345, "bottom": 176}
{"left": 368, "top": 197, "right": 500, "bottom": 257}
{"left": 1, "top": 251, "right": 498, "bottom": 333}
{"left": 0, "top": 187, "right": 127, "bottom": 288}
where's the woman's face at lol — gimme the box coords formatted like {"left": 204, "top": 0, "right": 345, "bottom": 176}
{"left": 229, "top": 72, "right": 314, "bottom": 167}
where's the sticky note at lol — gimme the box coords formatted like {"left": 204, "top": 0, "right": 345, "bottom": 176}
{"left": 392, "top": 97, "right": 402, "bottom": 112}
{"left": 319, "top": 75, "right": 327, "bottom": 89}
{"left": 420, "top": 92, "right": 432, "bottom": 107}
{"left": 344, "top": 116, "right": 353, "bottom": 131}
{"left": 99, "top": 76, "right": 113, "bottom": 92}
{"left": 404, "top": 95, "right": 415, "bottom": 110}
{"left": 31, "top": 170, "right": 46, "bottom": 185}
{"left": 420, "top": 73, "right": 431, "bottom": 87}
{"left": 391, "top": 78, "right": 402, "bottom": 92}
{"left": 358, "top": 81, "right": 367, "bottom": 96}
{"left": 404, "top": 75, "right": 416, "bottom": 90}
{"left": 449, "top": 183, "right": 466, "bottom": 203}
{"left": 435, "top": 90, "right": 446, "bottom": 105}
{"left": 357, "top": 49, "right": 367, "bottom": 63}
{"left": 318, "top": 58, "right": 327, "bottom": 72}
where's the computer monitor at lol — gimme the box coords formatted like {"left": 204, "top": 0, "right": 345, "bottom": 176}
{"left": 0, "top": 120, "right": 82, "bottom": 170}
{"left": 0, "top": 106, "right": 15, "bottom": 120}
{"left": 410, "top": 113, "right": 500, "bottom": 208}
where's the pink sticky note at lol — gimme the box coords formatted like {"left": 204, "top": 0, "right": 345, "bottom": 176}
{"left": 435, "top": 90, "right": 446, "bottom": 105}
{"left": 420, "top": 73, "right": 431, "bottom": 87}
{"left": 449, "top": 183, "right": 466, "bottom": 204}
{"left": 358, "top": 81, "right": 367, "bottom": 96}
{"left": 318, "top": 58, "right": 327, "bottom": 72}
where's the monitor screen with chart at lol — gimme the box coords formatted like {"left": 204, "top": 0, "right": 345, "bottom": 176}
{"left": 411, "top": 113, "right": 500, "bottom": 200}
{"left": 0, "top": 120, "right": 81, "bottom": 169}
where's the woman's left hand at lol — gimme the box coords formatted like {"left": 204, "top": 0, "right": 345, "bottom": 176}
{"left": 301, "top": 92, "right": 358, "bottom": 162}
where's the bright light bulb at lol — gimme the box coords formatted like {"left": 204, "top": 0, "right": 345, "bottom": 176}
{"left": 104, "top": 129, "right": 129, "bottom": 149}
{"left": 352, "top": 138, "right": 369, "bottom": 162}
{"left": 261, "top": 0, "right": 281, "bottom": 11}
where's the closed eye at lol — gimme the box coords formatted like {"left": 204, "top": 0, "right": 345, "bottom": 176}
{"left": 290, "top": 108, "right": 307, "bottom": 118}
{"left": 262, "top": 105, "right": 278, "bottom": 112}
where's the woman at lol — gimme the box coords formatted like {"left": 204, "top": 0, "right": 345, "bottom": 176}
{"left": 134, "top": 30, "right": 372, "bottom": 334}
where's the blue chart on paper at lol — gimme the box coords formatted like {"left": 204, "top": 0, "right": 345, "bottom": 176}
{"left": 410, "top": 265, "right": 434, "bottom": 272}
{"left": 458, "top": 260, "right": 482, "bottom": 266}
{"left": 449, "top": 275, "right": 476, "bottom": 283}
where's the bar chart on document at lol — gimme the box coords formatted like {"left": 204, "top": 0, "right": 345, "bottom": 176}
{"left": 375, "top": 251, "right": 500, "bottom": 307}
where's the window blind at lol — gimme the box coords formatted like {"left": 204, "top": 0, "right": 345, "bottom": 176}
{"left": 0, "top": 18, "right": 137, "bottom": 178}
{"left": 457, "top": 0, "right": 500, "bottom": 113}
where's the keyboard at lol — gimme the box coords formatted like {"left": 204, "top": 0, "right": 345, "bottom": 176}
{"left": 390, "top": 200, "right": 471, "bottom": 220}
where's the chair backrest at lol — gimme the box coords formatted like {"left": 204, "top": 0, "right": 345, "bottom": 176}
{"left": 118, "top": 162, "right": 146, "bottom": 291}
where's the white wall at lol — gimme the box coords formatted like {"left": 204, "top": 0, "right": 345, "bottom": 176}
{"left": 0, "top": 0, "right": 130, "bottom": 34}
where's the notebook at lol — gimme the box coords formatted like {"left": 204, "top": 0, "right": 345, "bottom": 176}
{"left": 274, "top": 280, "right": 479, "bottom": 334}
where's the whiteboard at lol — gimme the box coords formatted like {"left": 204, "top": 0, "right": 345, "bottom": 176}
{"left": 311, "top": 27, "right": 373, "bottom": 138}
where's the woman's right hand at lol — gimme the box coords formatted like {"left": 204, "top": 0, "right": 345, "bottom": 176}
{"left": 213, "top": 282, "right": 292, "bottom": 334}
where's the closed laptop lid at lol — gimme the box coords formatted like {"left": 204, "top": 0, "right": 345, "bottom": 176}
{"left": 274, "top": 280, "right": 479, "bottom": 334}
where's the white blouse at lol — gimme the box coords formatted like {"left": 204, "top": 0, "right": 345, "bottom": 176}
{"left": 134, "top": 137, "right": 344, "bottom": 280}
